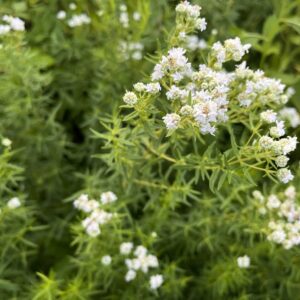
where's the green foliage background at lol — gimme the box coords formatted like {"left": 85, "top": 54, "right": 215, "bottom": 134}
{"left": 0, "top": 0, "right": 299, "bottom": 299}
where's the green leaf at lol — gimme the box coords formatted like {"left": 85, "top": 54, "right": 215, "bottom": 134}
{"left": 281, "top": 17, "right": 300, "bottom": 34}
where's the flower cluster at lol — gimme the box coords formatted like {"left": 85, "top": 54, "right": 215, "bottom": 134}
{"left": 211, "top": 38, "right": 251, "bottom": 68}
{"left": 0, "top": 15, "right": 25, "bottom": 35}
{"left": 120, "top": 1, "right": 298, "bottom": 187}
{"left": 253, "top": 186, "right": 300, "bottom": 249}
{"left": 234, "top": 62, "right": 289, "bottom": 107}
{"left": 119, "top": 4, "right": 141, "bottom": 28}
{"left": 122, "top": 1, "right": 295, "bottom": 139}
{"left": 176, "top": 1, "right": 206, "bottom": 32}
{"left": 73, "top": 192, "right": 117, "bottom": 237}
{"left": 57, "top": 5, "right": 91, "bottom": 28}
{"left": 258, "top": 112, "right": 297, "bottom": 183}
{"left": 120, "top": 242, "right": 164, "bottom": 290}
{"left": 119, "top": 40, "right": 144, "bottom": 61}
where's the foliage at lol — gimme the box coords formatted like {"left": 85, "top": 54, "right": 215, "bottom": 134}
{"left": 0, "top": 0, "right": 299, "bottom": 299}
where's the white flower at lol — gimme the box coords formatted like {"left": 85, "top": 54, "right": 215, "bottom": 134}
{"left": 180, "top": 105, "right": 193, "bottom": 116}
{"left": 162, "top": 113, "right": 181, "bottom": 130}
{"left": 120, "top": 4, "right": 127, "bottom": 12}
{"left": 212, "top": 29, "right": 218, "bottom": 35}
{"left": 252, "top": 190, "right": 264, "bottom": 202}
{"left": 147, "top": 254, "right": 159, "bottom": 268}
{"left": 259, "top": 136, "right": 273, "bottom": 150}
{"left": 149, "top": 274, "right": 164, "bottom": 290}
{"left": 84, "top": 220, "right": 101, "bottom": 237}
{"left": 133, "top": 12, "right": 141, "bottom": 21}
{"left": 68, "top": 14, "right": 91, "bottom": 27}
{"left": 277, "top": 168, "right": 294, "bottom": 184}
{"left": 258, "top": 207, "right": 267, "bottom": 215}
{"left": 90, "top": 209, "right": 113, "bottom": 225}
{"left": 271, "top": 137, "right": 297, "bottom": 156}
{"left": 120, "top": 242, "right": 134, "bottom": 255}
{"left": 123, "top": 91, "right": 138, "bottom": 106}
{"left": 275, "top": 155, "right": 289, "bottom": 168}
{"left": 2, "top": 138, "right": 12, "bottom": 147}
{"left": 120, "top": 11, "right": 129, "bottom": 28}
{"left": 133, "top": 82, "right": 146, "bottom": 92}
{"left": 268, "top": 229, "right": 286, "bottom": 244}
{"left": 211, "top": 42, "right": 226, "bottom": 66}
{"left": 73, "top": 194, "right": 89, "bottom": 211}
{"left": 270, "top": 121, "right": 285, "bottom": 138}
{"left": 266, "top": 195, "right": 281, "bottom": 209}
{"left": 134, "top": 245, "right": 148, "bottom": 257}
{"left": 284, "top": 186, "right": 296, "bottom": 200}
{"left": 195, "top": 18, "right": 207, "bottom": 31}
{"left": 69, "top": 3, "right": 77, "bottom": 10}
{"left": 151, "top": 64, "right": 164, "bottom": 81}
{"left": 101, "top": 191, "right": 117, "bottom": 204}
{"left": 0, "top": 24, "right": 10, "bottom": 35}
{"left": 279, "top": 107, "right": 300, "bottom": 128}
{"left": 145, "top": 83, "right": 161, "bottom": 94}
{"left": 151, "top": 231, "right": 157, "bottom": 238}
{"left": 7, "top": 197, "right": 21, "bottom": 209}
{"left": 132, "top": 51, "right": 142, "bottom": 60}
{"left": 125, "top": 269, "right": 136, "bottom": 282}
{"left": 198, "top": 39, "right": 207, "bottom": 49}
{"left": 167, "top": 47, "right": 188, "bottom": 70}
{"left": 57, "top": 11, "right": 66, "bottom": 20}
{"left": 260, "top": 110, "right": 277, "bottom": 124}
{"left": 237, "top": 255, "right": 250, "bottom": 268}
{"left": 224, "top": 37, "right": 251, "bottom": 61}
{"left": 166, "top": 85, "right": 184, "bottom": 101}
{"left": 101, "top": 255, "right": 112, "bottom": 266}
{"left": 283, "top": 239, "right": 294, "bottom": 250}
{"left": 3, "top": 16, "right": 25, "bottom": 31}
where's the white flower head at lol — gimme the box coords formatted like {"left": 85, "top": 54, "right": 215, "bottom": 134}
{"left": 84, "top": 220, "right": 101, "bottom": 237}
{"left": 284, "top": 186, "right": 296, "bottom": 200}
{"left": 237, "top": 255, "right": 250, "bottom": 268}
{"left": 133, "top": 12, "right": 141, "bottom": 21}
{"left": 101, "top": 255, "right": 112, "bottom": 266}
{"left": 279, "top": 107, "right": 300, "bottom": 128}
{"left": 0, "top": 24, "right": 10, "bottom": 35}
{"left": 134, "top": 245, "right": 148, "bottom": 258}
{"left": 67, "top": 14, "right": 91, "bottom": 27}
{"left": 195, "top": 18, "right": 207, "bottom": 31}
{"left": 145, "top": 83, "right": 161, "bottom": 95}
{"left": 133, "top": 82, "right": 146, "bottom": 92}
{"left": 163, "top": 113, "right": 181, "bottom": 130}
{"left": 7, "top": 197, "right": 21, "bottom": 209}
{"left": 101, "top": 191, "right": 117, "bottom": 204}
{"left": 123, "top": 91, "right": 138, "bottom": 106}
{"left": 149, "top": 274, "right": 164, "bottom": 290}
{"left": 259, "top": 136, "right": 274, "bottom": 150}
{"left": 252, "top": 190, "right": 264, "bottom": 203}
{"left": 270, "top": 121, "right": 285, "bottom": 138}
{"left": 266, "top": 195, "right": 281, "bottom": 209}
{"left": 125, "top": 269, "right": 136, "bottom": 282}
{"left": 275, "top": 155, "right": 289, "bottom": 168}
{"left": 69, "top": 3, "right": 77, "bottom": 10}
{"left": 57, "top": 11, "right": 66, "bottom": 20}
{"left": 277, "top": 168, "right": 294, "bottom": 184}
{"left": 260, "top": 110, "right": 277, "bottom": 124}
{"left": 3, "top": 16, "right": 25, "bottom": 31}
{"left": 2, "top": 138, "right": 12, "bottom": 147}
{"left": 120, "top": 242, "right": 134, "bottom": 255}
